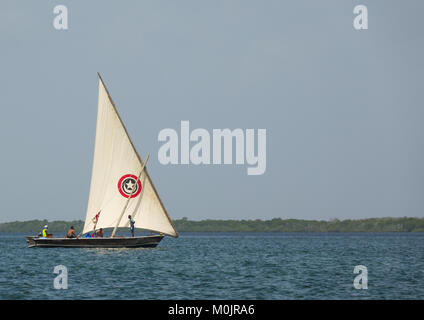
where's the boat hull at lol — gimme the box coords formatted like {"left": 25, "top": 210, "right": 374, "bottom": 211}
{"left": 26, "top": 235, "right": 164, "bottom": 248}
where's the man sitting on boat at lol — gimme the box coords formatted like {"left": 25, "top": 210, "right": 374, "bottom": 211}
{"left": 95, "top": 228, "right": 104, "bottom": 238}
{"left": 40, "top": 225, "right": 53, "bottom": 238}
{"left": 42, "top": 225, "right": 48, "bottom": 237}
{"left": 66, "top": 226, "right": 77, "bottom": 239}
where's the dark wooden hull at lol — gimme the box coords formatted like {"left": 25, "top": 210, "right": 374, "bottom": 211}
{"left": 26, "top": 235, "right": 164, "bottom": 248}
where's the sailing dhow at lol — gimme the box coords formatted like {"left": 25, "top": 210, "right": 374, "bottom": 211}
{"left": 27, "top": 73, "right": 178, "bottom": 248}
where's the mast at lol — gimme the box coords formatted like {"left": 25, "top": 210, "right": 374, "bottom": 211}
{"left": 111, "top": 154, "right": 149, "bottom": 238}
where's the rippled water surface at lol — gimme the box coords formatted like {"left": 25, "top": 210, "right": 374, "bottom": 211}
{"left": 0, "top": 232, "right": 423, "bottom": 299}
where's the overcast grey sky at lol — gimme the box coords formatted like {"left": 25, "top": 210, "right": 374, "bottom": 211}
{"left": 0, "top": 1, "right": 423, "bottom": 222}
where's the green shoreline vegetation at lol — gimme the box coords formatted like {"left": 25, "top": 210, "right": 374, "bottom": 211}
{"left": 1, "top": 217, "right": 424, "bottom": 234}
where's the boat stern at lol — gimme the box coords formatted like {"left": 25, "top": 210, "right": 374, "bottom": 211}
{"left": 26, "top": 236, "right": 37, "bottom": 248}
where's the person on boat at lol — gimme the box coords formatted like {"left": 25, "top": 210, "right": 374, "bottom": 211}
{"left": 66, "top": 226, "right": 77, "bottom": 239}
{"left": 41, "top": 225, "right": 49, "bottom": 237}
{"left": 128, "top": 215, "right": 135, "bottom": 237}
{"left": 95, "top": 228, "right": 104, "bottom": 238}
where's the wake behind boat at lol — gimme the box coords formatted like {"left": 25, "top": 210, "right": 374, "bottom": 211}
{"left": 27, "top": 73, "right": 178, "bottom": 248}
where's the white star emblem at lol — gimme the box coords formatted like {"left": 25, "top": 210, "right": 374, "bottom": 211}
{"left": 125, "top": 180, "right": 135, "bottom": 191}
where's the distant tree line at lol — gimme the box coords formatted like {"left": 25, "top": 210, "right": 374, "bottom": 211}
{"left": 0, "top": 220, "right": 85, "bottom": 234}
{"left": 175, "top": 217, "right": 424, "bottom": 232}
{"left": 1, "top": 217, "right": 424, "bottom": 233}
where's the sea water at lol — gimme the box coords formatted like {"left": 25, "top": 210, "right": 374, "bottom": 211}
{"left": 0, "top": 232, "right": 423, "bottom": 299}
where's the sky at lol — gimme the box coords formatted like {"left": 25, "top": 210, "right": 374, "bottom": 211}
{"left": 0, "top": 1, "right": 423, "bottom": 222}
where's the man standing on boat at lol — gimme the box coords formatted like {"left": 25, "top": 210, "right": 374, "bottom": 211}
{"left": 128, "top": 215, "right": 135, "bottom": 237}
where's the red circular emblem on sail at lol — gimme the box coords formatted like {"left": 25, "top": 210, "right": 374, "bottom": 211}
{"left": 118, "top": 174, "right": 142, "bottom": 198}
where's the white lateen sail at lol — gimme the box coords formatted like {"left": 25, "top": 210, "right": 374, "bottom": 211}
{"left": 82, "top": 74, "right": 178, "bottom": 237}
